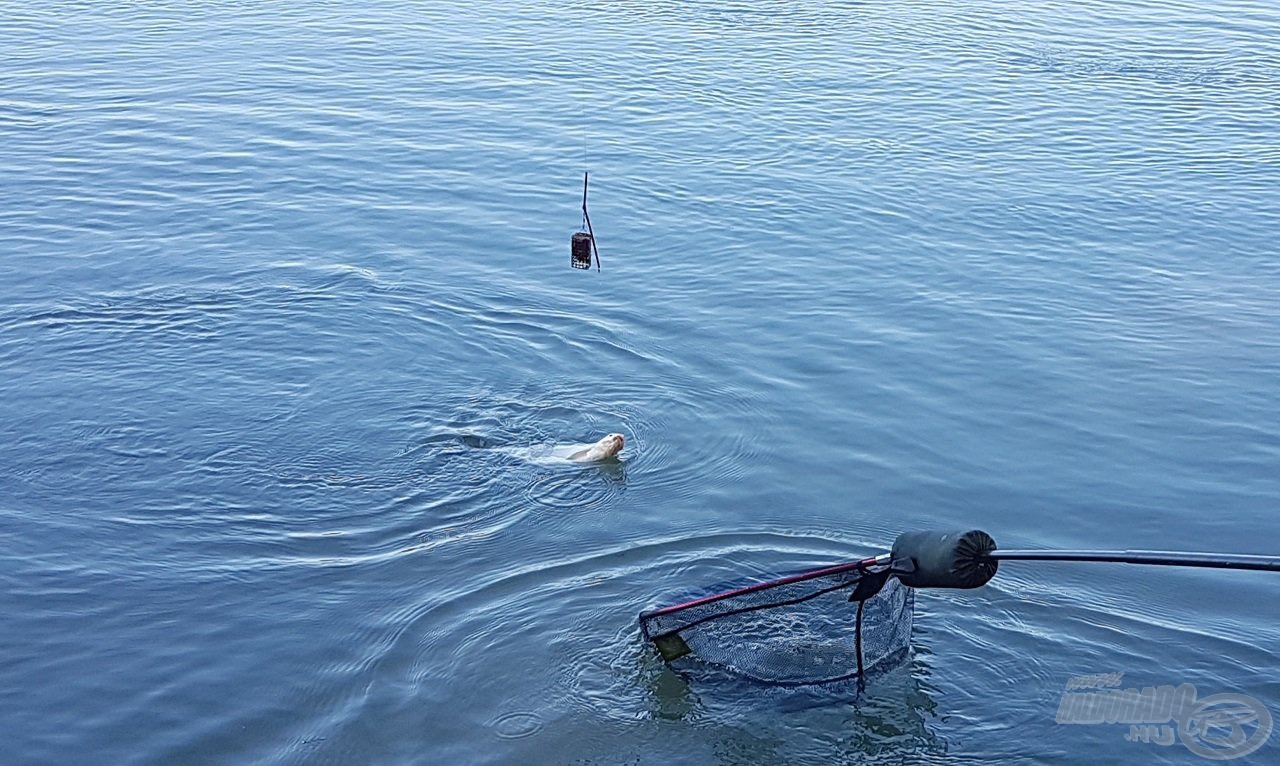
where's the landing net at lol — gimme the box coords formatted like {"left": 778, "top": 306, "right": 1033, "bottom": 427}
{"left": 640, "top": 561, "right": 913, "bottom": 687}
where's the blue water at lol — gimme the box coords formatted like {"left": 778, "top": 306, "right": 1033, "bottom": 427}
{"left": 3, "top": 1, "right": 1279, "bottom": 763}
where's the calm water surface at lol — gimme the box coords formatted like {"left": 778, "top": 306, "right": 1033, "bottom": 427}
{"left": 3, "top": 1, "right": 1279, "bottom": 764}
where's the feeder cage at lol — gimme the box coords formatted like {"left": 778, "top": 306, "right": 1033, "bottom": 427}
{"left": 571, "top": 231, "right": 594, "bottom": 270}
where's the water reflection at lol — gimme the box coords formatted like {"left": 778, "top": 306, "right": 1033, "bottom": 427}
{"left": 641, "top": 653, "right": 946, "bottom": 763}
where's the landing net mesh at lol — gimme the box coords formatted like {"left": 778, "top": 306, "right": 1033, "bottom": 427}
{"left": 640, "top": 565, "right": 913, "bottom": 686}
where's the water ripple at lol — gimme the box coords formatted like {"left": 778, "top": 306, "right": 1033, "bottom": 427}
{"left": 4, "top": 0, "right": 1280, "bottom": 764}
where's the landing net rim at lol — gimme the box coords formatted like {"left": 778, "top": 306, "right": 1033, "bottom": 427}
{"left": 639, "top": 553, "right": 886, "bottom": 623}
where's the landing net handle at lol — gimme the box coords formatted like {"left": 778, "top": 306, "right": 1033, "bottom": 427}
{"left": 989, "top": 549, "right": 1280, "bottom": 572}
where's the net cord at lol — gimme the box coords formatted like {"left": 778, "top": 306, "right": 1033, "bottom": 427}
{"left": 854, "top": 599, "right": 865, "bottom": 686}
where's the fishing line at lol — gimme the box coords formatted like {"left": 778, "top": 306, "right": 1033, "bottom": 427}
{"left": 569, "top": 9, "right": 601, "bottom": 271}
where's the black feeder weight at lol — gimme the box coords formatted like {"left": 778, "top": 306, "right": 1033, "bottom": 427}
{"left": 572, "top": 172, "right": 601, "bottom": 271}
{"left": 571, "top": 231, "right": 593, "bottom": 270}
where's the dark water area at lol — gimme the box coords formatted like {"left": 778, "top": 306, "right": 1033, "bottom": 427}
{"left": 2, "top": 1, "right": 1279, "bottom": 763}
